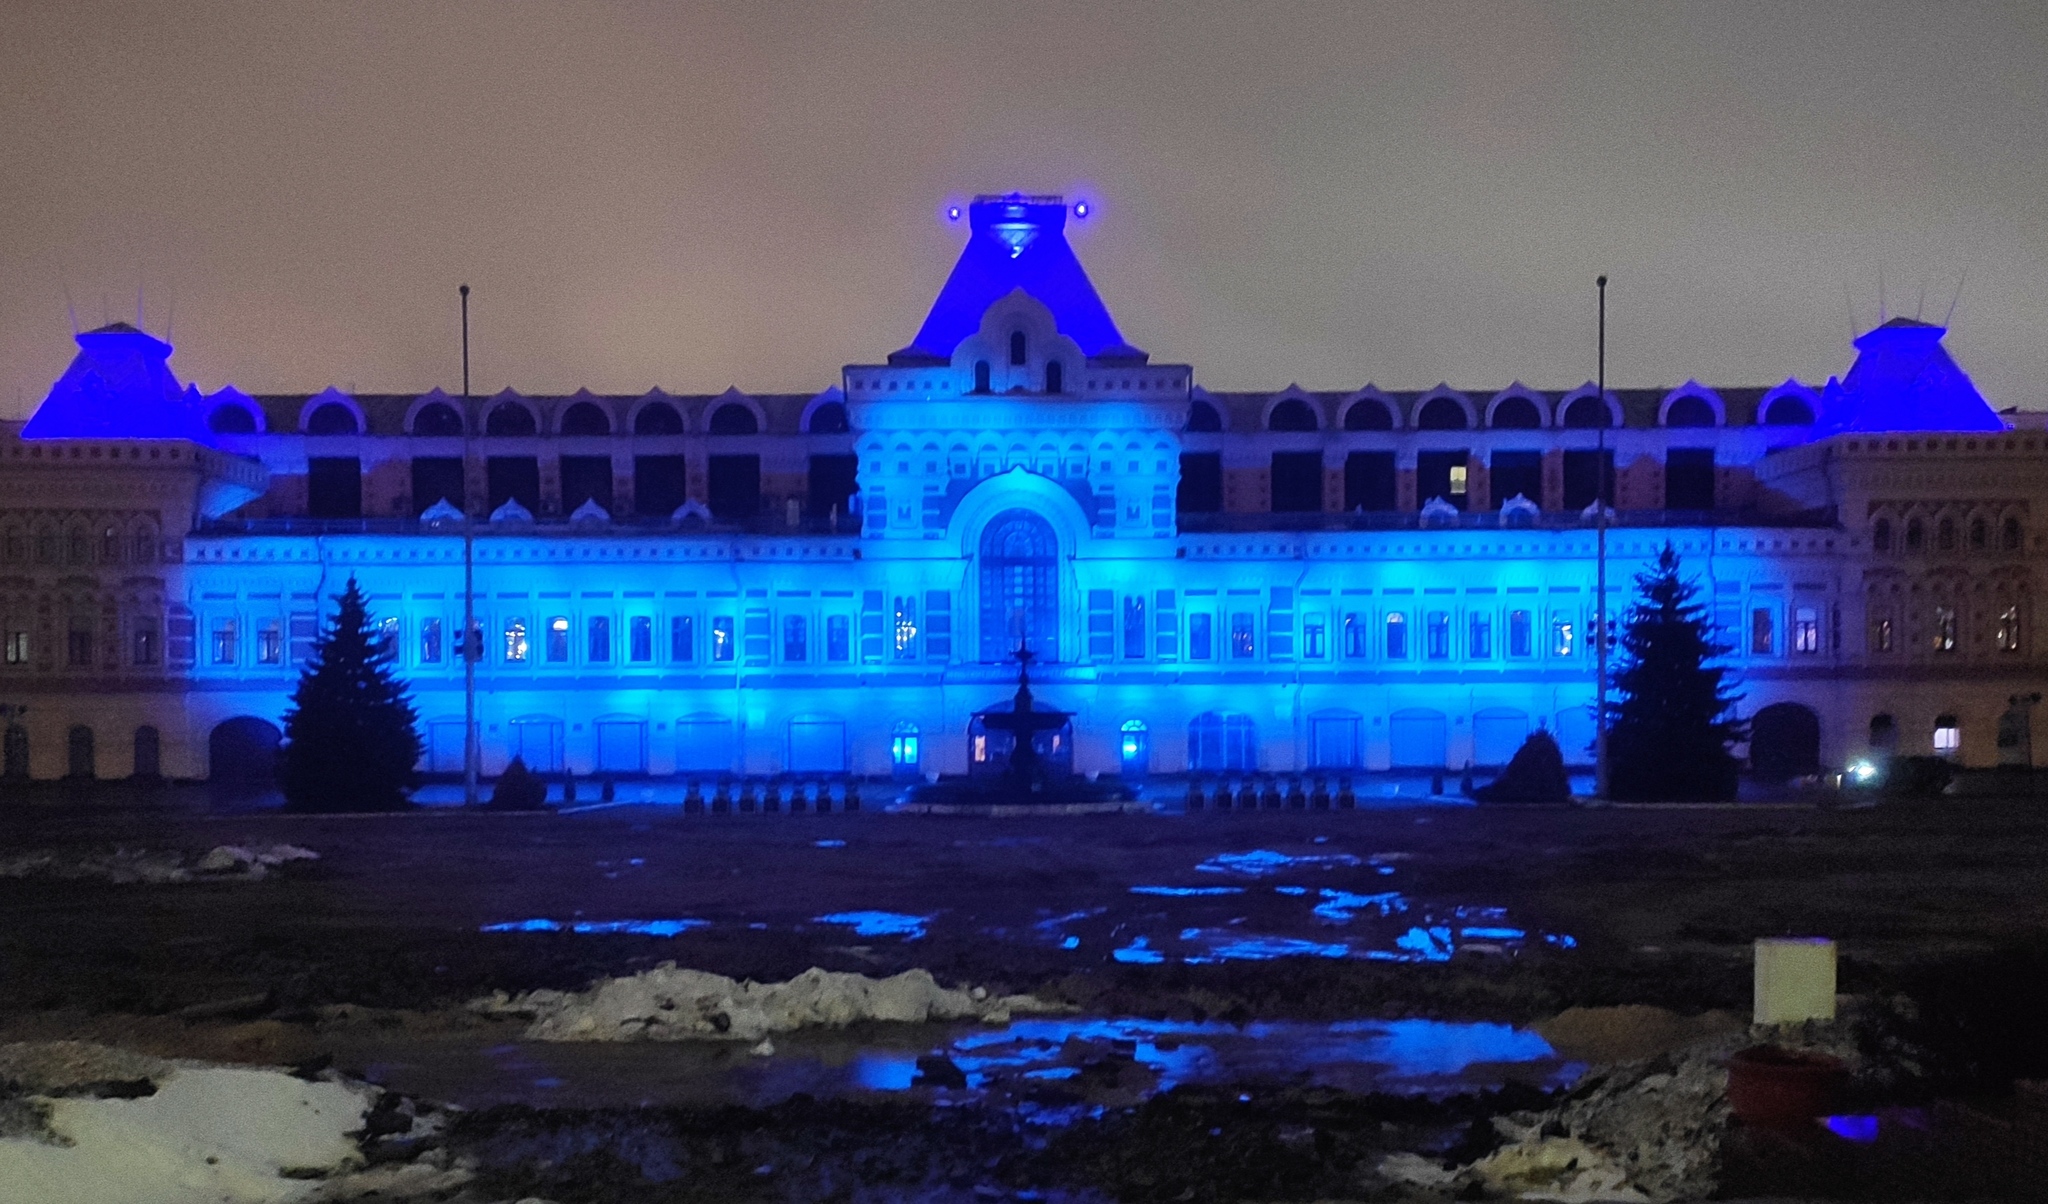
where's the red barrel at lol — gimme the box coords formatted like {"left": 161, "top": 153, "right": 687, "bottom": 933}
{"left": 1727, "top": 1045, "right": 1849, "bottom": 1127}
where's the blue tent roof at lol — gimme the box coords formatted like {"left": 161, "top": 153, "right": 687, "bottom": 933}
{"left": 898, "top": 194, "right": 1143, "bottom": 362}
{"left": 1817, "top": 318, "right": 2004, "bottom": 434}
{"left": 20, "top": 322, "right": 217, "bottom": 444}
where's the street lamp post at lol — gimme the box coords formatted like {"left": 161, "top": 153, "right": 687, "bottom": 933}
{"left": 460, "top": 284, "right": 478, "bottom": 808}
{"left": 1594, "top": 275, "right": 1611, "bottom": 802}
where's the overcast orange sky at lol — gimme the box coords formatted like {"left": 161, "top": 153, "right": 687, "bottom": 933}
{"left": 3, "top": 1, "right": 2045, "bottom": 415}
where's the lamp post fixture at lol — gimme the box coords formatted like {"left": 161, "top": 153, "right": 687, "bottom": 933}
{"left": 1594, "top": 274, "right": 1611, "bottom": 802}
{"left": 460, "top": 284, "right": 478, "bottom": 808}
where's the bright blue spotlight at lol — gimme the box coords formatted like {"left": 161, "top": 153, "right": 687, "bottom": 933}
{"left": 1073, "top": 201, "right": 1090, "bottom": 219}
{"left": 946, "top": 205, "right": 963, "bottom": 222}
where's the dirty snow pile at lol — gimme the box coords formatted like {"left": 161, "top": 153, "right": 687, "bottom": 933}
{"left": 0, "top": 1040, "right": 433, "bottom": 1204}
{"left": 476, "top": 964, "right": 1063, "bottom": 1043}
{"left": 0, "top": 843, "right": 318, "bottom": 884}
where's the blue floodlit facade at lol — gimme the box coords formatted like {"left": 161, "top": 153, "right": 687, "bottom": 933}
{"left": 3, "top": 193, "right": 2043, "bottom": 784}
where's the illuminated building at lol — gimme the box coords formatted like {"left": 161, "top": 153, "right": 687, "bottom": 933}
{"left": 2, "top": 194, "right": 2040, "bottom": 785}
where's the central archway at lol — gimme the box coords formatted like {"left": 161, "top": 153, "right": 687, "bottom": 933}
{"left": 209, "top": 717, "right": 281, "bottom": 795}
{"left": 1750, "top": 703, "right": 1822, "bottom": 779}
{"left": 979, "top": 509, "right": 1059, "bottom": 662}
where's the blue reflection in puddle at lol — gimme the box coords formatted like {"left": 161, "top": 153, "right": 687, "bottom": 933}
{"left": 1130, "top": 885, "right": 1245, "bottom": 897}
{"left": 814, "top": 911, "right": 933, "bottom": 940}
{"left": 1823, "top": 1115, "right": 1880, "bottom": 1143}
{"left": 1314, "top": 888, "right": 1408, "bottom": 922}
{"left": 1196, "top": 849, "right": 1363, "bottom": 877}
{"left": 1111, "top": 936, "right": 1165, "bottom": 964}
{"left": 481, "top": 918, "right": 710, "bottom": 937}
{"left": 814, "top": 839, "right": 847, "bottom": 848}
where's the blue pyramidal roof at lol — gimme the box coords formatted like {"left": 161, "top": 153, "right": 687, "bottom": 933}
{"left": 21, "top": 322, "right": 217, "bottom": 445}
{"left": 1817, "top": 317, "right": 2004, "bottom": 434}
{"left": 898, "top": 194, "right": 1143, "bottom": 362}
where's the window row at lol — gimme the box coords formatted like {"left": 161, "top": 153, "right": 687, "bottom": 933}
{"left": 1190, "top": 391, "right": 1814, "bottom": 434}
{"left": 214, "top": 398, "right": 851, "bottom": 438}
{"left": 1865, "top": 603, "right": 2024, "bottom": 655}
{"left": 0, "top": 522, "right": 161, "bottom": 567}
{"left": 1870, "top": 513, "right": 2024, "bottom": 555}
{"left": 1177, "top": 449, "right": 1719, "bottom": 514}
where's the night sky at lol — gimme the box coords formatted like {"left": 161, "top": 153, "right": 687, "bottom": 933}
{"left": 3, "top": 2, "right": 2044, "bottom": 415}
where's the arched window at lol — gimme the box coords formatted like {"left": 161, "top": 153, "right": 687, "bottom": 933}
{"left": 973, "top": 361, "right": 992, "bottom": 394}
{"left": 1561, "top": 395, "right": 1612, "bottom": 428}
{"left": 66, "top": 725, "right": 94, "bottom": 779}
{"left": 978, "top": 509, "right": 1059, "bottom": 662}
{"left": 101, "top": 525, "right": 120, "bottom": 562}
{"left": 1120, "top": 720, "right": 1150, "bottom": 779}
{"left": 1490, "top": 396, "right": 1543, "bottom": 429}
{"left": 34, "top": 527, "right": 56, "bottom": 564}
{"left": 411, "top": 402, "right": 464, "bottom": 436}
{"left": 132, "top": 527, "right": 156, "bottom": 564}
{"left": 1044, "top": 361, "right": 1063, "bottom": 394}
{"left": 1267, "top": 398, "right": 1318, "bottom": 431}
{"left": 1872, "top": 517, "right": 1892, "bottom": 552}
{"left": 1763, "top": 395, "right": 1815, "bottom": 425}
{"left": 305, "top": 402, "right": 359, "bottom": 435}
{"left": 560, "top": 401, "right": 611, "bottom": 435}
{"left": 132, "top": 726, "right": 160, "bottom": 779}
{"left": 1933, "top": 714, "right": 1961, "bottom": 757}
{"left": 68, "top": 528, "right": 90, "bottom": 563}
{"left": 1188, "top": 712, "right": 1257, "bottom": 772}
{"left": 1344, "top": 399, "right": 1394, "bottom": 431}
{"left": 1937, "top": 517, "right": 1957, "bottom": 551}
{"left": 2004, "top": 517, "right": 2024, "bottom": 551}
{"left": 1969, "top": 517, "right": 1988, "bottom": 551}
{"left": 1416, "top": 396, "right": 1469, "bottom": 430}
{"left": 708, "top": 403, "right": 757, "bottom": 435}
{"left": 634, "top": 402, "right": 684, "bottom": 435}
{"left": 1187, "top": 400, "right": 1222, "bottom": 431}
{"left": 1009, "top": 331, "right": 1027, "bottom": 366}
{"left": 1665, "top": 396, "right": 1716, "bottom": 427}
{"left": 208, "top": 403, "right": 257, "bottom": 434}
{"left": 806, "top": 401, "right": 849, "bottom": 433}
{"left": 485, "top": 402, "right": 536, "bottom": 436}
{"left": 1906, "top": 518, "right": 1924, "bottom": 552}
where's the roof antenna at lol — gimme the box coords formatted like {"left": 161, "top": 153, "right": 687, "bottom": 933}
{"left": 63, "top": 285, "right": 78, "bottom": 334}
{"left": 1915, "top": 278, "right": 1926, "bottom": 321}
{"left": 1943, "top": 270, "right": 1967, "bottom": 328}
{"left": 1844, "top": 282, "right": 1857, "bottom": 340}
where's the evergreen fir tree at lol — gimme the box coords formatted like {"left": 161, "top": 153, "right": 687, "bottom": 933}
{"left": 1606, "top": 543, "right": 1745, "bottom": 801}
{"left": 280, "top": 577, "right": 421, "bottom": 811}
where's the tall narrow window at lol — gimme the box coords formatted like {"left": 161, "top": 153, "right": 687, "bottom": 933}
{"left": 1188, "top": 612, "right": 1213, "bottom": 661}
{"left": 503, "top": 618, "right": 528, "bottom": 663}
{"left": 1425, "top": 611, "right": 1451, "bottom": 659}
{"left": 826, "top": 614, "right": 851, "bottom": 662}
{"left": 978, "top": 510, "right": 1058, "bottom": 662}
{"left": 1384, "top": 612, "right": 1408, "bottom": 659}
{"left": 1343, "top": 613, "right": 1369, "bottom": 658}
{"left": 1750, "top": 608, "right": 1775, "bottom": 655}
{"left": 711, "top": 616, "right": 734, "bottom": 662}
{"left": 1508, "top": 609, "right": 1532, "bottom": 657}
{"left": 588, "top": 615, "right": 611, "bottom": 662}
{"left": 1869, "top": 613, "right": 1894, "bottom": 654}
{"left": 1123, "top": 596, "right": 1146, "bottom": 660}
{"left": 973, "top": 361, "right": 991, "bottom": 393}
{"left": 1793, "top": 606, "right": 1820, "bottom": 654}
{"left": 258, "top": 620, "right": 283, "bottom": 665}
{"left": 210, "top": 619, "right": 236, "bottom": 665}
{"left": 1933, "top": 605, "right": 1957, "bottom": 652}
{"left": 893, "top": 596, "right": 919, "bottom": 660}
{"left": 1302, "top": 617, "right": 1326, "bottom": 659}
{"left": 131, "top": 621, "right": 158, "bottom": 666}
{"left": 1045, "top": 361, "right": 1063, "bottom": 393}
{"left": 670, "top": 615, "right": 694, "bottom": 662}
{"left": 4, "top": 630, "right": 26, "bottom": 665}
{"left": 1872, "top": 518, "right": 1892, "bottom": 552}
{"left": 1933, "top": 715, "right": 1961, "bottom": 757}
{"left": 629, "top": 615, "right": 653, "bottom": 663}
{"left": 1998, "top": 606, "right": 2022, "bottom": 652}
{"left": 66, "top": 618, "right": 93, "bottom": 668}
{"left": 420, "top": 617, "right": 443, "bottom": 663}
{"left": 1552, "top": 616, "right": 1575, "bottom": 658}
{"left": 783, "top": 615, "right": 808, "bottom": 663}
{"left": 1009, "top": 331, "right": 1027, "bottom": 365}
{"left": 1468, "top": 612, "right": 1492, "bottom": 659}
{"left": 542, "top": 616, "right": 567, "bottom": 662}
{"left": 1229, "top": 612, "right": 1255, "bottom": 659}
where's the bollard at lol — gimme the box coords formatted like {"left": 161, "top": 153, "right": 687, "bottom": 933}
{"left": 1754, "top": 938, "right": 1836, "bottom": 1024}
{"left": 763, "top": 781, "right": 781, "bottom": 814}
{"left": 1337, "top": 778, "right": 1356, "bottom": 809}
{"left": 738, "top": 779, "right": 757, "bottom": 813}
{"left": 843, "top": 780, "right": 860, "bottom": 812}
{"left": 712, "top": 780, "right": 731, "bottom": 813}
{"left": 562, "top": 772, "right": 577, "bottom": 805}
{"left": 815, "top": 779, "right": 833, "bottom": 814}
{"left": 788, "top": 780, "right": 807, "bottom": 813}
{"left": 1185, "top": 779, "right": 1205, "bottom": 812}
{"left": 1260, "top": 777, "right": 1284, "bottom": 810}
{"left": 1285, "top": 778, "right": 1306, "bottom": 809}
{"left": 1237, "top": 779, "right": 1260, "bottom": 811}
{"left": 1309, "top": 776, "right": 1330, "bottom": 810}
{"left": 601, "top": 777, "right": 616, "bottom": 803}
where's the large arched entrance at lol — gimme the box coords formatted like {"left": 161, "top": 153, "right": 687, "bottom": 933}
{"left": 1749, "top": 703, "right": 1822, "bottom": 779}
{"left": 979, "top": 509, "right": 1059, "bottom": 662}
{"left": 209, "top": 717, "right": 281, "bottom": 794}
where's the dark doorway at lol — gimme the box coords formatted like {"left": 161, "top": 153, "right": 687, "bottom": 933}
{"left": 486, "top": 457, "right": 541, "bottom": 514}
{"left": 1270, "top": 452, "right": 1322, "bottom": 512}
{"left": 1750, "top": 703, "right": 1822, "bottom": 779}
{"left": 708, "top": 454, "right": 761, "bottom": 521}
{"left": 633, "top": 455, "right": 688, "bottom": 516}
{"left": 559, "top": 455, "right": 614, "bottom": 514}
{"left": 307, "top": 457, "right": 362, "bottom": 518}
{"left": 1344, "top": 451, "right": 1396, "bottom": 511}
{"left": 1562, "top": 449, "right": 1614, "bottom": 510}
{"left": 209, "top": 717, "right": 281, "bottom": 795}
{"left": 133, "top": 726, "right": 161, "bottom": 780}
{"left": 66, "top": 726, "right": 94, "bottom": 779}
{"left": 1665, "top": 448, "right": 1716, "bottom": 510}
{"left": 808, "top": 454, "right": 859, "bottom": 522}
{"left": 1416, "top": 450, "right": 1469, "bottom": 511}
{"left": 3, "top": 725, "right": 26, "bottom": 780}
{"left": 1491, "top": 451, "right": 1542, "bottom": 509}
{"left": 410, "top": 457, "right": 464, "bottom": 514}
{"left": 1178, "top": 453, "right": 1223, "bottom": 513}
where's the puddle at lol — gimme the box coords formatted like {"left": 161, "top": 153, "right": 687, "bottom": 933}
{"left": 813, "top": 911, "right": 933, "bottom": 940}
{"left": 1195, "top": 849, "right": 1363, "bottom": 877}
{"left": 1129, "top": 885, "right": 1244, "bottom": 897}
{"left": 813, "top": 839, "right": 847, "bottom": 849}
{"left": 480, "top": 918, "right": 710, "bottom": 937}
{"left": 335, "top": 1015, "right": 1578, "bottom": 1113}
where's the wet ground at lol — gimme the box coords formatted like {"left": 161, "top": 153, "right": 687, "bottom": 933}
{"left": 4, "top": 784, "right": 2048, "bottom": 1199}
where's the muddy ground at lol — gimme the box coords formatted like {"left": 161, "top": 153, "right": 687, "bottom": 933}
{"left": 3, "top": 786, "right": 2047, "bottom": 1200}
